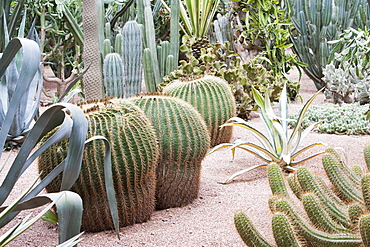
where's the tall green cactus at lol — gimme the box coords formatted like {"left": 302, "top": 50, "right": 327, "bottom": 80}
{"left": 169, "top": 0, "right": 180, "bottom": 70}
{"left": 234, "top": 146, "right": 370, "bottom": 246}
{"left": 122, "top": 20, "right": 143, "bottom": 97}
{"left": 285, "top": 0, "right": 367, "bottom": 90}
{"left": 38, "top": 100, "right": 159, "bottom": 232}
{"left": 103, "top": 53, "right": 125, "bottom": 98}
{"left": 163, "top": 75, "right": 236, "bottom": 146}
{"left": 128, "top": 94, "right": 210, "bottom": 209}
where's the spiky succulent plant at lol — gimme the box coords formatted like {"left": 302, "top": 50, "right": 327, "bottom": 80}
{"left": 163, "top": 75, "right": 236, "bottom": 147}
{"left": 128, "top": 93, "right": 211, "bottom": 209}
{"left": 234, "top": 145, "right": 370, "bottom": 246}
{"left": 39, "top": 99, "right": 159, "bottom": 232}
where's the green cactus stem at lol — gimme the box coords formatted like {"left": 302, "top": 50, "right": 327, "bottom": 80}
{"left": 143, "top": 48, "right": 156, "bottom": 92}
{"left": 349, "top": 204, "right": 363, "bottom": 226}
{"left": 234, "top": 211, "right": 273, "bottom": 247}
{"left": 297, "top": 167, "right": 351, "bottom": 228}
{"left": 302, "top": 192, "right": 350, "bottom": 233}
{"left": 103, "top": 53, "right": 125, "bottom": 98}
{"left": 322, "top": 153, "right": 363, "bottom": 203}
{"left": 362, "top": 173, "right": 370, "bottom": 211}
{"left": 129, "top": 94, "right": 210, "bottom": 209}
{"left": 275, "top": 198, "right": 361, "bottom": 247}
{"left": 365, "top": 145, "right": 370, "bottom": 169}
{"left": 163, "top": 75, "right": 236, "bottom": 146}
{"left": 360, "top": 214, "right": 370, "bottom": 247}
{"left": 268, "top": 162, "right": 289, "bottom": 198}
{"left": 272, "top": 212, "right": 300, "bottom": 247}
{"left": 287, "top": 174, "right": 302, "bottom": 200}
{"left": 39, "top": 100, "right": 159, "bottom": 232}
{"left": 122, "top": 20, "right": 143, "bottom": 97}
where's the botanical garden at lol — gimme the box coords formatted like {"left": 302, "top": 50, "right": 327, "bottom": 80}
{"left": 0, "top": 0, "right": 370, "bottom": 246}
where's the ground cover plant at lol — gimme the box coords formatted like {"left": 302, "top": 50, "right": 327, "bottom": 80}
{"left": 290, "top": 103, "right": 370, "bottom": 135}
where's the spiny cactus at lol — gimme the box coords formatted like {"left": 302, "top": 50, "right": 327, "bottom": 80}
{"left": 234, "top": 145, "right": 370, "bottom": 246}
{"left": 103, "top": 53, "right": 125, "bottom": 98}
{"left": 38, "top": 100, "right": 159, "bottom": 232}
{"left": 122, "top": 20, "right": 143, "bottom": 97}
{"left": 128, "top": 93, "right": 210, "bottom": 209}
{"left": 163, "top": 75, "right": 236, "bottom": 147}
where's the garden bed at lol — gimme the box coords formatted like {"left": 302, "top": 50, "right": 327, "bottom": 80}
{"left": 2, "top": 70, "right": 369, "bottom": 246}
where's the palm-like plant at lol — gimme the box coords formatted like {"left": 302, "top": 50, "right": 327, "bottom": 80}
{"left": 209, "top": 85, "right": 326, "bottom": 183}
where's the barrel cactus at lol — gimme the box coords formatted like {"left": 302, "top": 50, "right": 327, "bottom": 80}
{"left": 128, "top": 93, "right": 210, "bottom": 209}
{"left": 163, "top": 75, "right": 236, "bottom": 147}
{"left": 38, "top": 100, "right": 159, "bottom": 232}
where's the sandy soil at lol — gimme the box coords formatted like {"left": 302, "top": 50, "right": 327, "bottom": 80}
{"left": 1, "top": 70, "right": 369, "bottom": 246}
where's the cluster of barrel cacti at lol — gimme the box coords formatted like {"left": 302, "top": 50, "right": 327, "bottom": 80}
{"left": 38, "top": 93, "right": 212, "bottom": 230}
{"left": 234, "top": 145, "right": 370, "bottom": 246}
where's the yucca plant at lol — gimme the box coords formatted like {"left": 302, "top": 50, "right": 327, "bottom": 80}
{"left": 209, "top": 85, "right": 326, "bottom": 183}
{"left": 0, "top": 37, "right": 118, "bottom": 245}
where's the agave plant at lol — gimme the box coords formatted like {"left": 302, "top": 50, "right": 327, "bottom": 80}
{"left": 209, "top": 85, "right": 326, "bottom": 183}
{"left": 179, "top": 0, "right": 220, "bottom": 38}
{"left": 0, "top": 12, "right": 43, "bottom": 147}
{"left": 0, "top": 38, "right": 118, "bottom": 245}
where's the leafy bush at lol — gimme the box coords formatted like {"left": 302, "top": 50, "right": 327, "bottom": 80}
{"left": 290, "top": 103, "right": 370, "bottom": 135}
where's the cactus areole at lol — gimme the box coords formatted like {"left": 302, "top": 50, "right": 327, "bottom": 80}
{"left": 163, "top": 75, "right": 236, "bottom": 147}
{"left": 129, "top": 94, "right": 210, "bottom": 209}
{"left": 38, "top": 99, "right": 159, "bottom": 232}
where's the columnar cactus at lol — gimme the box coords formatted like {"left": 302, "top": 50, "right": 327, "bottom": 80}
{"left": 38, "top": 100, "right": 159, "bottom": 232}
{"left": 122, "top": 20, "right": 143, "bottom": 97}
{"left": 234, "top": 145, "right": 370, "bottom": 246}
{"left": 128, "top": 94, "right": 210, "bottom": 209}
{"left": 163, "top": 75, "right": 236, "bottom": 146}
{"left": 103, "top": 53, "right": 125, "bottom": 98}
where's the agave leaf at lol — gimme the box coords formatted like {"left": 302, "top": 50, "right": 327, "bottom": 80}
{"left": 57, "top": 232, "right": 84, "bottom": 247}
{"left": 291, "top": 142, "right": 327, "bottom": 162}
{"left": 221, "top": 117, "right": 275, "bottom": 153}
{"left": 0, "top": 38, "right": 40, "bottom": 145}
{"left": 290, "top": 120, "right": 324, "bottom": 154}
{"left": 288, "top": 88, "right": 324, "bottom": 149}
{"left": 85, "top": 136, "right": 119, "bottom": 238}
{"left": 278, "top": 84, "right": 289, "bottom": 135}
{"left": 229, "top": 142, "right": 278, "bottom": 163}
{"left": 223, "top": 164, "right": 268, "bottom": 184}
{"left": 0, "top": 191, "right": 83, "bottom": 245}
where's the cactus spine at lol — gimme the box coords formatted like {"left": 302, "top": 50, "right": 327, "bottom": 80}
{"left": 103, "top": 53, "right": 125, "bottom": 98}
{"left": 122, "top": 20, "right": 143, "bottom": 97}
{"left": 234, "top": 146, "right": 370, "bottom": 246}
{"left": 163, "top": 75, "right": 236, "bottom": 146}
{"left": 129, "top": 94, "right": 210, "bottom": 209}
{"left": 38, "top": 100, "right": 159, "bottom": 232}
